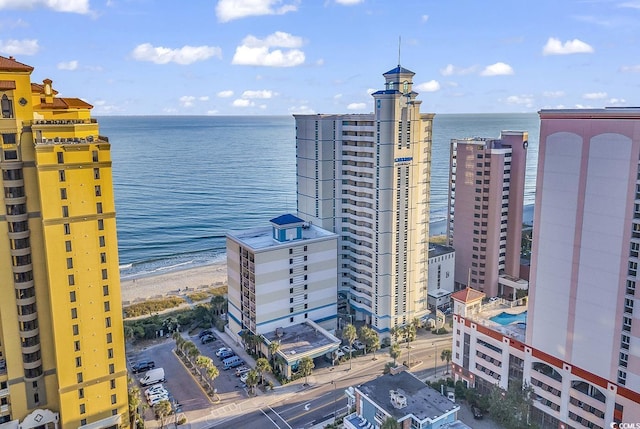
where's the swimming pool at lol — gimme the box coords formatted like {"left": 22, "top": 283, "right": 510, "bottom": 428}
{"left": 490, "top": 310, "right": 527, "bottom": 325}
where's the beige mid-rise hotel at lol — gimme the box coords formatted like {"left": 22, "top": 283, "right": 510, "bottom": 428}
{"left": 295, "top": 65, "right": 433, "bottom": 333}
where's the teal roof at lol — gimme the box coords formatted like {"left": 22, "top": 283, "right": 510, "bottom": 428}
{"left": 270, "top": 214, "right": 304, "bottom": 226}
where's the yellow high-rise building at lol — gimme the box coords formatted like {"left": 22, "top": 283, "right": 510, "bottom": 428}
{"left": 0, "top": 56, "right": 127, "bottom": 429}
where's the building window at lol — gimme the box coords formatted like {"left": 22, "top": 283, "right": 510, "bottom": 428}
{"left": 102, "top": 269, "right": 108, "bottom": 280}
{"left": 96, "top": 202, "right": 103, "bottom": 214}
{"left": 106, "top": 333, "right": 112, "bottom": 343}
{"left": 77, "top": 373, "right": 83, "bottom": 383}
{"left": 110, "top": 379, "right": 116, "bottom": 389}
{"left": 59, "top": 170, "right": 66, "bottom": 182}
{"left": 75, "top": 357, "right": 82, "bottom": 367}
{"left": 99, "top": 236, "right": 105, "bottom": 247}
{"left": 64, "top": 223, "right": 70, "bottom": 235}
{"left": 60, "top": 188, "right": 67, "bottom": 199}
{"left": 103, "top": 285, "right": 109, "bottom": 296}
{"left": 95, "top": 185, "right": 101, "bottom": 196}
{"left": 105, "top": 317, "right": 111, "bottom": 328}
{"left": 57, "top": 152, "right": 64, "bottom": 164}
{"left": 73, "top": 324, "right": 79, "bottom": 335}
{"left": 98, "top": 219, "right": 104, "bottom": 230}
{"left": 70, "top": 291, "right": 76, "bottom": 302}
{"left": 62, "top": 206, "right": 69, "bottom": 217}
{"left": 108, "top": 348, "right": 113, "bottom": 359}
{"left": 65, "top": 240, "right": 72, "bottom": 252}
{"left": 81, "top": 419, "right": 87, "bottom": 426}
{"left": 1, "top": 94, "right": 14, "bottom": 118}
{"left": 100, "top": 252, "right": 106, "bottom": 263}
{"left": 67, "top": 257, "right": 73, "bottom": 269}
{"left": 111, "top": 394, "right": 117, "bottom": 404}
{"left": 104, "top": 301, "right": 110, "bottom": 312}
{"left": 71, "top": 308, "right": 77, "bottom": 319}
{"left": 94, "top": 168, "right": 100, "bottom": 179}
{"left": 68, "top": 274, "right": 75, "bottom": 286}
{"left": 79, "top": 403, "right": 85, "bottom": 414}
{"left": 74, "top": 341, "right": 80, "bottom": 351}
{"left": 92, "top": 150, "right": 98, "bottom": 162}
{"left": 78, "top": 388, "right": 84, "bottom": 399}
{"left": 109, "top": 363, "right": 114, "bottom": 374}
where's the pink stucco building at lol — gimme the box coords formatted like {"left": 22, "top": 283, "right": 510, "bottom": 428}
{"left": 451, "top": 109, "right": 640, "bottom": 428}
{"left": 447, "top": 131, "right": 528, "bottom": 298}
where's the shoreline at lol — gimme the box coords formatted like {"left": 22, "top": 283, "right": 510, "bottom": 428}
{"left": 120, "top": 260, "right": 227, "bottom": 305}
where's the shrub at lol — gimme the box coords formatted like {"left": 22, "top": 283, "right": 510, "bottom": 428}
{"left": 123, "top": 297, "right": 186, "bottom": 318}
{"left": 187, "top": 291, "right": 211, "bottom": 302}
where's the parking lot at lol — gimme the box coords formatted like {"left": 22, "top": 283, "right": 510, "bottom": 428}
{"left": 127, "top": 329, "right": 254, "bottom": 420}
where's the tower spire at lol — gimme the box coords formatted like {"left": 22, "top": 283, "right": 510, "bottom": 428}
{"left": 398, "top": 35, "right": 401, "bottom": 66}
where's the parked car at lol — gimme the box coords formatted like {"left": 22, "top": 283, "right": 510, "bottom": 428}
{"left": 201, "top": 334, "right": 216, "bottom": 344}
{"left": 148, "top": 394, "right": 170, "bottom": 406}
{"left": 334, "top": 349, "right": 345, "bottom": 359}
{"left": 131, "top": 360, "right": 155, "bottom": 374}
{"left": 472, "top": 406, "right": 484, "bottom": 420}
{"left": 198, "top": 329, "right": 213, "bottom": 338}
{"left": 341, "top": 345, "right": 355, "bottom": 354}
{"left": 240, "top": 372, "right": 250, "bottom": 384}
{"left": 353, "top": 340, "right": 365, "bottom": 351}
{"left": 144, "top": 384, "right": 165, "bottom": 396}
{"left": 235, "top": 366, "right": 251, "bottom": 377}
{"left": 145, "top": 387, "right": 168, "bottom": 399}
{"left": 215, "top": 347, "right": 233, "bottom": 357}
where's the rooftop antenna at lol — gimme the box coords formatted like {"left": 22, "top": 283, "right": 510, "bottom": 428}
{"left": 397, "top": 35, "right": 401, "bottom": 66}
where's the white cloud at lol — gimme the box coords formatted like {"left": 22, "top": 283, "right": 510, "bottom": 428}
{"left": 347, "top": 102, "right": 367, "bottom": 110}
{"left": 621, "top": 65, "right": 640, "bottom": 73}
{"left": 504, "top": 94, "right": 534, "bottom": 107}
{"left": 206, "top": 110, "right": 219, "bottom": 115}
{"left": 0, "top": 0, "right": 90, "bottom": 14}
{"left": 366, "top": 88, "right": 376, "bottom": 95}
{"left": 232, "top": 99, "right": 255, "bottom": 107}
{"left": 217, "top": 90, "right": 234, "bottom": 98}
{"left": 334, "top": 93, "right": 343, "bottom": 99}
{"left": 618, "top": 1, "right": 640, "bottom": 9}
{"left": 542, "top": 37, "right": 594, "bottom": 55}
{"left": 421, "top": 14, "right": 429, "bottom": 22}
{"left": 131, "top": 43, "right": 222, "bottom": 65}
{"left": 179, "top": 96, "right": 196, "bottom": 107}
{"left": 608, "top": 97, "right": 627, "bottom": 105}
{"left": 335, "top": 0, "right": 363, "bottom": 4}
{"left": 232, "top": 32, "right": 305, "bottom": 67}
{"left": 199, "top": 96, "right": 209, "bottom": 101}
{"left": 57, "top": 60, "right": 78, "bottom": 70}
{"left": 315, "top": 58, "right": 324, "bottom": 66}
{"left": 0, "top": 38, "right": 38, "bottom": 55}
{"left": 415, "top": 80, "right": 440, "bottom": 92}
{"left": 440, "top": 64, "right": 477, "bottom": 76}
{"left": 543, "top": 90, "right": 565, "bottom": 98}
{"left": 481, "top": 62, "right": 514, "bottom": 76}
{"left": 289, "top": 105, "right": 315, "bottom": 114}
{"left": 216, "top": 0, "right": 298, "bottom": 22}
{"left": 583, "top": 92, "right": 607, "bottom": 100}
{"left": 242, "top": 89, "right": 276, "bottom": 99}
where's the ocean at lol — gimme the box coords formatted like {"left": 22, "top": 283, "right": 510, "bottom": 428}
{"left": 98, "top": 113, "right": 539, "bottom": 280}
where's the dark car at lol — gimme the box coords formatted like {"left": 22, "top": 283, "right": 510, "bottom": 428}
{"left": 131, "top": 360, "right": 155, "bottom": 374}
{"left": 201, "top": 334, "right": 216, "bottom": 344}
{"left": 198, "top": 329, "right": 213, "bottom": 338}
{"left": 471, "top": 405, "right": 483, "bottom": 420}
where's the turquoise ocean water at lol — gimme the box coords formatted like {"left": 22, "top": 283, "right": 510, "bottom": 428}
{"left": 98, "top": 113, "right": 539, "bottom": 279}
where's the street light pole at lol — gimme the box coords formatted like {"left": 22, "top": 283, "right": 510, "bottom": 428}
{"left": 331, "top": 380, "right": 337, "bottom": 420}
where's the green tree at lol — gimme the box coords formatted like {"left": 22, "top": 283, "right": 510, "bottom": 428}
{"left": 381, "top": 417, "right": 399, "bottom": 429}
{"left": 185, "top": 342, "right": 199, "bottom": 366}
{"left": 342, "top": 323, "right": 357, "bottom": 369}
{"left": 299, "top": 356, "right": 315, "bottom": 386}
{"left": 488, "top": 383, "right": 537, "bottom": 429}
{"left": 153, "top": 400, "right": 172, "bottom": 429}
{"left": 268, "top": 340, "right": 281, "bottom": 373}
{"left": 359, "top": 326, "right": 380, "bottom": 359}
{"left": 389, "top": 325, "right": 402, "bottom": 344}
{"left": 245, "top": 369, "right": 260, "bottom": 395}
{"left": 127, "top": 378, "right": 145, "bottom": 429}
{"left": 255, "top": 357, "right": 272, "bottom": 385}
{"left": 210, "top": 295, "right": 227, "bottom": 315}
{"left": 389, "top": 343, "right": 401, "bottom": 366}
{"left": 196, "top": 355, "right": 213, "bottom": 382}
{"left": 440, "top": 349, "right": 452, "bottom": 374}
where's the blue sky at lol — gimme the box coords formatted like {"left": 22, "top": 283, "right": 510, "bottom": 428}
{"left": 1, "top": 0, "right": 639, "bottom": 115}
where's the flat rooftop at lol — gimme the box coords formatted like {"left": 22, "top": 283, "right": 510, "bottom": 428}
{"left": 227, "top": 223, "right": 337, "bottom": 251}
{"left": 357, "top": 371, "right": 458, "bottom": 422}
{"left": 428, "top": 243, "right": 454, "bottom": 259}
{"left": 465, "top": 299, "right": 528, "bottom": 342}
{"left": 262, "top": 320, "right": 340, "bottom": 360}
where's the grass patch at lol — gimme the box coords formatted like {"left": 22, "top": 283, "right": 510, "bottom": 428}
{"left": 124, "top": 297, "right": 186, "bottom": 318}
{"left": 187, "top": 291, "right": 211, "bottom": 302}
{"left": 429, "top": 235, "right": 447, "bottom": 245}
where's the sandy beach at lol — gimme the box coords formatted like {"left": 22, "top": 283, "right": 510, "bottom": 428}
{"left": 120, "top": 261, "right": 228, "bottom": 305}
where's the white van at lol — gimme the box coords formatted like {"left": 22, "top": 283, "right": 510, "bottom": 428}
{"left": 140, "top": 368, "right": 165, "bottom": 386}
{"left": 222, "top": 356, "right": 244, "bottom": 370}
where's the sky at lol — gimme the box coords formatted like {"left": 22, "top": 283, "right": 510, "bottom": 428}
{"left": 1, "top": 0, "right": 639, "bottom": 116}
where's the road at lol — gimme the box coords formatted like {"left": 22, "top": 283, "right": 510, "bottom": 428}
{"left": 205, "top": 333, "right": 454, "bottom": 429}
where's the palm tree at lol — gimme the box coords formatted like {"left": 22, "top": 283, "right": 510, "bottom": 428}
{"left": 380, "top": 417, "right": 399, "bottom": 429}
{"left": 268, "top": 340, "right": 281, "bottom": 373}
{"left": 255, "top": 357, "right": 271, "bottom": 386}
{"left": 127, "top": 379, "right": 143, "bottom": 429}
{"left": 389, "top": 325, "right": 402, "bottom": 345}
{"left": 206, "top": 364, "right": 219, "bottom": 394}
{"left": 185, "top": 342, "right": 199, "bottom": 367}
{"left": 245, "top": 369, "right": 260, "bottom": 395}
{"left": 299, "top": 356, "right": 315, "bottom": 386}
{"left": 359, "top": 326, "right": 380, "bottom": 359}
{"left": 211, "top": 295, "right": 226, "bottom": 316}
{"left": 342, "top": 323, "right": 357, "bottom": 369}
{"left": 405, "top": 323, "right": 416, "bottom": 368}
{"left": 440, "top": 349, "right": 452, "bottom": 374}
{"left": 172, "top": 332, "right": 185, "bottom": 356}
{"left": 153, "top": 400, "right": 172, "bottom": 429}
{"left": 389, "top": 343, "right": 401, "bottom": 366}
{"left": 196, "top": 355, "right": 213, "bottom": 382}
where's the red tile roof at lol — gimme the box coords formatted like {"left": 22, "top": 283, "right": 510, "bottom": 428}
{"left": 31, "top": 82, "right": 59, "bottom": 95}
{"left": 451, "top": 287, "right": 485, "bottom": 303}
{"left": 0, "top": 80, "right": 16, "bottom": 90}
{"left": 0, "top": 56, "right": 34, "bottom": 72}
{"left": 37, "top": 97, "right": 93, "bottom": 110}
